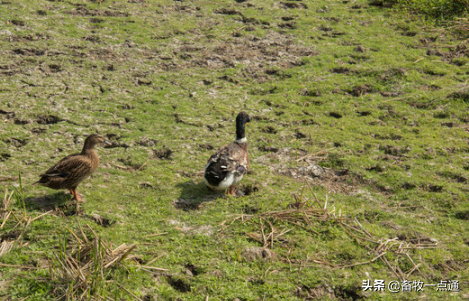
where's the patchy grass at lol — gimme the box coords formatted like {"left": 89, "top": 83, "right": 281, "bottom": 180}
{"left": 1, "top": 0, "right": 469, "bottom": 300}
{"left": 370, "top": 0, "right": 468, "bottom": 20}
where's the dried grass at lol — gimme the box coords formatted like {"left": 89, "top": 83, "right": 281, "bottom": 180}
{"left": 2, "top": 186, "right": 166, "bottom": 299}
{"left": 1, "top": 188, "right": 53, "bottom": 258}
{"left": 450, "top": 18, "right": 469, "bottom": 35}
{"left": 48, "top": 223, "right": 167, "bottom": 300}
{"left": 224, "top": 181, "right": 437, "bottom": 281}
{"left": 49, "top": 224, "right": 137, "bottom": 300}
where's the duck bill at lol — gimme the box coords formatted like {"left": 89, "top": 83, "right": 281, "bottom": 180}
{"left": 102, "top": 139, "right": 112, "bottom": 146}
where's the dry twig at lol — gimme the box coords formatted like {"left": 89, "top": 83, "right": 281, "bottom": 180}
{"left": 224, "top": 183, "right": 437, "bottom": 280}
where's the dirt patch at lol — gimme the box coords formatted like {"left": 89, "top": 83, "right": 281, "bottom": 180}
{"left": 243, "top": 205, "right": 260, "bottom": 214}
{"left": 296, "top": 284, "right": 336, "bottom": 300}
{"left": 137, "top": 137, "right": 158, "bottom": 147}
{"left": 258, "top": 145, "right": 279, "bottom": 153}
{"left": 448, "top": 83, "right": 469, "bottom": 102}
{"left": 396, "top": 230, "right": 437, "bottom": 244}
{"left": 168, "top": 31, "right": 317, "bottom": 81}
{"left": 434, "top": 259, "right": 465, "bottom": 277}
{"left": 88, "top": 48, "right": 116, "bottom": 60}
{"left": 300, "top": 88, "right": 321, "bottom": 97}
{"left": 379, "top": 145, "right": 411, "bottom": 156}
{"left": 1, "top": 153, "right": 11, "bottom": 161}
{"left": 241, "top": 184, "right": 259, "bottom": 196}
{"left": 357, "top": 110, "right": 372, "bottom": 116}
{"left": 1, "top": 230, "right": 21, "bottom": 241}
{"left": 332, "top": 66, "right": 352, "bottom": 74}
{"left": 87, "top": 213, "right": 114, "bottom": 227}
{"left": 278, "top": 21, "right": 297, "bottom": 29}
{"left": 197, "top": 143, "right": 214, "bottom": 150}
{"left": 439, "top": 171, "right": 467, "bottom": 183}
{"left": 214, "top": 8, "right": 241, "bottom": 15}
{"left": 425, "top": 184, "right": 443, "bottom": 192}
{"left": 380, "top": 91, "right": 404, "bottom": 97}
{"left": 172, "top": 198, "right": 202, "bottom": 210}
{"left": 14, "top": 118, "right": 31, "bottom": 125}
{"left": 168, "top": 219, "right": 215, "bottom": 236}
{"left": 13, "top": 48, "right": 45, "bottom": 56}
{"left": 261, "top": 125, "right": 278, "bottom": 134}
{"left": 329, "top": 112, "right": 342, "bottom": 119}
{"left": 349, "top": 84, "right": 373, "bottom": 96}
{"left": 0, "top": 109, "right": 14, "bottom": 117}
{"left": 6, "top": 138, "right": 28, "bottom": 148}
{"left": 311, "top": 168, "right": 357, "bottom": 195}
{"left": 184, "top": 263, "right": 203, "bottom": 277}
{"left": 166, "top": 276, "right": 191, "bottom": 293}
{"left": 281, "top": 2, "right": 308, "bottom": 9}
{"left": 36, "top": 114, "right": 61, "bottom": 125}
{"left": 242, "top": 247, "right": 277, "bottom": 262}
{"left": 261, "top": 147, "right": 357, "bottom": 194}
{"left": 294, "top": 129, "right": 307, "bottom": 139}
{"left": 105, "top": 141, "right": 130, "bottom": 149}
{"left": 64, "top": 6, "right": 129, "bottom": 17}
{"left": 455, "top": 210, "right": 469, "bottom": 220}
{"left": 153, "top": 148, "right": 173, "bottom": 160}
{"left": 334, "top": 285, "right": 363, "bottom": 300}
{"left": 0, "top": 64, "right": 19, "bottom": 76}
{"left": 114, "top": 157, "right": 146, "bottom": 171}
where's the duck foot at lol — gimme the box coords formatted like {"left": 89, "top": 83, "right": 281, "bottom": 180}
{"left": 70, "top": 189, "right": 85, "bottom": 203}
{"left": 235, "top": 188, "right": 245, "bottom": 197}
{"left": 226, "top": 185, "right": 241, "bottom": 196}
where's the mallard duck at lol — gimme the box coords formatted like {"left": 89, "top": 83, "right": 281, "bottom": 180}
{"left": 34, "top": 134, "right": 110, "bottom": 202}
{"left": 203, "top": 111, "right": 251, "bottom": 195}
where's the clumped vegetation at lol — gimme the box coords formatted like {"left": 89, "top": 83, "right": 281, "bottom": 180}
{"left": 371, "top": 0, "right": 468, "bottom": 20}
{"left": 1, "top": 0, "right": 469, "bottom": 300}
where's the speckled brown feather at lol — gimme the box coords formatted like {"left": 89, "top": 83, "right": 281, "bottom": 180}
{"left": 210, "top": 141, "right": 248, "bottom": 168}
{"left": 203, "top": 112, "right": 251, "bottom": 194}
{"left": 35, "top": 150, "right": 99, "bottom": 190}
{"left": 206, "top": 141, "right": 248, "bottom": 178}
{"left": 34, "top": 134, "right": 109, "bottom": 202}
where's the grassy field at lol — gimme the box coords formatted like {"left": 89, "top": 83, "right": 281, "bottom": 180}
{"left": 1, "top": 0, "right": 469, "bottom": 300}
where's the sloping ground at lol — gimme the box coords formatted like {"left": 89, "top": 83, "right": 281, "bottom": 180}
{"left": 1, "top": 0, "right": 469, "bottom": 300}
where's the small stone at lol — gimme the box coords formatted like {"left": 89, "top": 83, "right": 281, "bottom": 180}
{"left": 309, "top": 165, "right": 324, "bottom": 177}
{"left": 354, "top": 45, "right": 366, "bottom": 52}
{"left": 0, "top": 29, "right": 12, "bottom": 36}
{"left": 242, "top": 247, "right": 277, "bottom": 262}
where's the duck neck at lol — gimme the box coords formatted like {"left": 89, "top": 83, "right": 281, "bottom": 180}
{"left": 235, "top": 122, "right": 247, "bottom": 146}
{"left": 81, "top": 142, "right": 97, "bottom": 156}
{"left": 236, "top": 119, "right": 246, "bottom": 138}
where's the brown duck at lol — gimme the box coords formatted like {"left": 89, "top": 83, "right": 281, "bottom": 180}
{"left": 34, "top": 134, "right": 110, "bottom": 202}
{"left": 203, "top": 112, "right": 251, "bottom": 195}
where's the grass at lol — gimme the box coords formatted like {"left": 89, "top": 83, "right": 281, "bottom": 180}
{"left": 1, "top": 0, "right": 469, "bottom": 300}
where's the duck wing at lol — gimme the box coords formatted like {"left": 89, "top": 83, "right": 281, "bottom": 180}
{"left": 35, "top": 154, "right": 95, "bottom": 188}
{"left": 204, "top": 142, "right": 248, "bottom": 187}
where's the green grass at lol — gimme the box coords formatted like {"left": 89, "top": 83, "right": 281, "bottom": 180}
{"left": 1, "top": 0, "right": 469, "bottom": 300}
{"left": 369, "top": 0, "right": 468, "bottom": 20}
{"left": 399, "top": 0, "right": 468, "bottom": 19}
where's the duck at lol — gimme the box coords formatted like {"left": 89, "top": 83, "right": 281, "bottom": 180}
{"left": 203, "top": 111, "right": 251, "bottom": 195}
{"left": 34, "top": 134, "right": 111, "bottom": 202}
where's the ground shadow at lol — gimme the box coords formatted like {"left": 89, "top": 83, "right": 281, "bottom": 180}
{"left": 25, "top": 191, "right": 80, "bottom": 215}
{"left": 174, "top": 180, "right": 222, "bottom": 211}
{"left": 174, "top": 180, "right": 260, "bottom": 211}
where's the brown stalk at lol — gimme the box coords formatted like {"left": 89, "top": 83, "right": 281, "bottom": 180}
{"left": 0, "top": 262, "right": 37, "bottom": 269}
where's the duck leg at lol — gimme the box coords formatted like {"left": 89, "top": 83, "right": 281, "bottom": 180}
{"left": 70, "top": 188, "right": 83, "bottom": 202}
{"left": 226, "top": 185, "right": 236, "bottom": 196}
